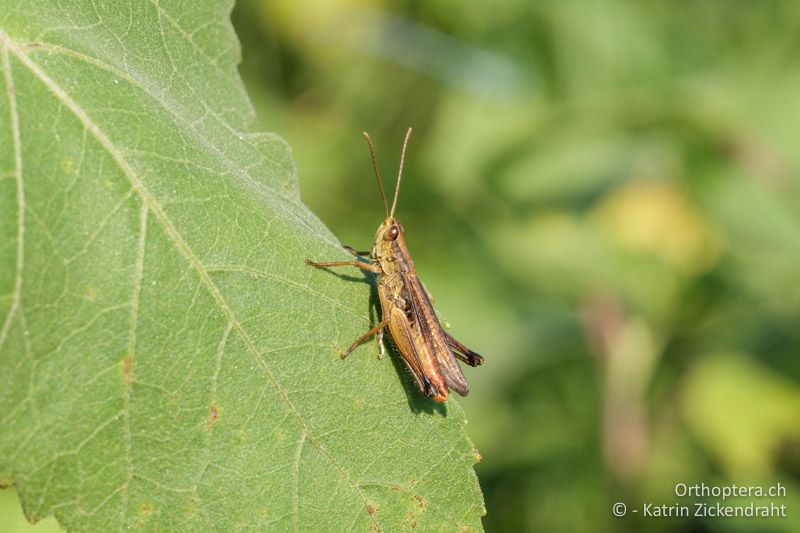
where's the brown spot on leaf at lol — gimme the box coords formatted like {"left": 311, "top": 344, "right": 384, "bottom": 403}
{"left": 403, "top": 511, "right": 418, "bottom": 529}
{"left": 412, "top": 495, "right": 426, "bottom": 509}
{"left": 25, "top": 42, "right": 42, "bottom": 49}
{"left": 140, "top": 503, "right": 152, "bottom": 516}
{"left": 366, "top": 503, "right": 377, "bottom": 516}
{"left": 203, "top": 404, "right": 220, "bottom": 431}
{"left": 187, "top": 494, "right": 199, "bottom": 516}
{"left": 121, "top": 356, "right": 133, "bottom": 381}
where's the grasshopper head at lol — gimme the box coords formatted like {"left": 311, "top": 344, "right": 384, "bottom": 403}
{"left": 375, "top": 218, "right": 404, "bottom": 242}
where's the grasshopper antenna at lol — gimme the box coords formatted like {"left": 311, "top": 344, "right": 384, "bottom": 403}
{"left": 363, "top": 132, "right": 390, "bottom": 218}
{"left": 390, "top": 127, "right": 413, "bottom": 219}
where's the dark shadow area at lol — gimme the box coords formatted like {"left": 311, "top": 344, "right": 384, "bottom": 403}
{"left": 383, "top": 335, "right": 448, "bottom": 417}
{"left": 305, "top": 264, "right": 374, "bottom": 286}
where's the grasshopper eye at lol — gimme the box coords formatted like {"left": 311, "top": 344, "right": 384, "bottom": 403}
{"left": 386, "top": 226, "right": 400, "bottom": 240}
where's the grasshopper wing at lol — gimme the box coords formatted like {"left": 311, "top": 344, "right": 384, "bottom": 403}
{"left": 406, "top": 277, "right": 470, "bottom": 396}
{"left": 387, "top": 306, "right": 448, "bottom": 401}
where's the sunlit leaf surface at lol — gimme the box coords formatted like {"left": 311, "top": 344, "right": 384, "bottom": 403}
{"left": 0, "top": 2, "right": 484, "bottom": 531}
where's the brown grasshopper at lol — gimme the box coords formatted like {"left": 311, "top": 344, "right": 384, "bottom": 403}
{"left": 305, "top": 128, "right": 484, "bottom": 402}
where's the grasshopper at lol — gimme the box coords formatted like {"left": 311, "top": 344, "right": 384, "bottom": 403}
{"left": 305, "top": 128, "right": 484, "bottom": 402}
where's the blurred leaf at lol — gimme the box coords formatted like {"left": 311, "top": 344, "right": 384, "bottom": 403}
{"left": 0, "top": 2, "right": 484, "bottom": 531}
{"left": 489, "top": 212, "right": 685, "bottom": 323}
{"left": 705, "top": 170, "right": 800, "bottom": 313}
{"left": 592, "top": 180, "right": 722, "bottom": 275}
{"left": 681, "top": 355, "right": 800, "bottom": 475}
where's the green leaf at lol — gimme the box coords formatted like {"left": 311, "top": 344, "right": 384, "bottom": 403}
{"left": 0, "top": 2, "right": 484, "bottom": 531}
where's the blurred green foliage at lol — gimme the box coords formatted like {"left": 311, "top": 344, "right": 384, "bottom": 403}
{"left": 232, "top": 0, "right": 800, "bottom": 531}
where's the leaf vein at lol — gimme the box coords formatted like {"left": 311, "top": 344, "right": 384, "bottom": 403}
{"left": 17, "top": 39, "right": 328, "bottom": 244}
{"left": 120, "top": 202, "right": 147, "bottom": 527}
{"left": 0, "top": 42, "right": 25, "bottom": 353}
{"left": 205, "top": 264, "right": 367, "bottom": 321}
{"left": 292, "top": 431, "right": 306, "bottom": 533}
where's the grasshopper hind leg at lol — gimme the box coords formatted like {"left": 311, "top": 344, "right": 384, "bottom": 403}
{"left": 442, "top": 329, "right": 484, "bottom": 367}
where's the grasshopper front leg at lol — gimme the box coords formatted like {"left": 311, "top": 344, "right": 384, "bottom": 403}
{"left": 305, "top": 256, "right": 386, "bottom": 356}
{"left": 343, "top": 245, "right": 371, "bottom": 257}
{"left": 341, "top": 318, "right": 390, "bottom": 359}
{"left": 304, "top": 258, "right": 381, "bottom": 273}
